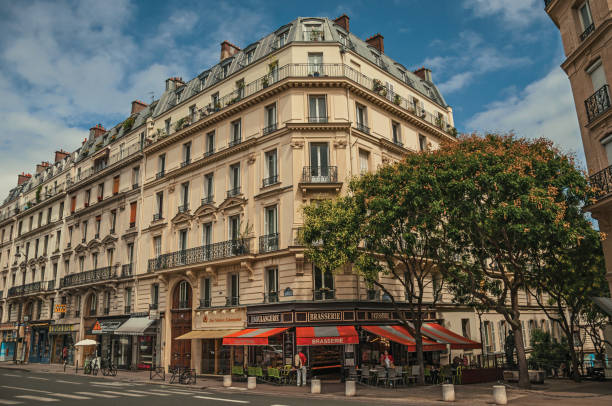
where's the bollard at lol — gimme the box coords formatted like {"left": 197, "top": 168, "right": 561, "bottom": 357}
{"left": 247, "top": 376, "right": 256, "bottom": 390}
{"left": 311, "top": 378, "right": 321, "bottom": 394}
{"left": 493, "top": 385, "right": 507, "bottom": 405}
{"left": 442, "top": 384, "right": 455, "bottom": 402}
{"left": 345, "top": 380, "right": 356, "bottom": 397}
{"left": 223, "top": 375, "right": 232, "bottom": 387}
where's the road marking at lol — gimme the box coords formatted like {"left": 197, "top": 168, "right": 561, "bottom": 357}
{"left": 152, "top": 388, "right": 201, "bottom": 395}
{"left": 74, "top": 392, "right": 118, "bottom": 398}
{"left": 2, "top": 374, "right": 20, "bottom": 377}
{"left": 193, "top": 396, "right": 249, "bottom": 404}
{"left": 226, "top": 387, "right": 248, "bottom": 391}
{"left": 55, "top": 380, "right": 81, "bottom": 384}
{"left": 47, "top": 393, "right": 91, "bottom": 400}
{"left": 27, "top": 376, "right": 49, "bottom": 381}
{"left": 14, "top": 395, "right": 58, "bottom": 402}
{"left": 91, "top": 382, "right": 132, "bottom": 387}
{"left": 126, "top": 389, "right": 170, "bottom": 396}
{"left": 1, "top": 385, "right": 50, "bottom": 394}
{"left": 100, "top": 390, "right": 145, "bottom": 397}
{"left": 0, "top": 400, "right": 22, "bottom": 405}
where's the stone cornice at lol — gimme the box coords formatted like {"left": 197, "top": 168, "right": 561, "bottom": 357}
{"left": 67, "top": 152, "right": 143, "bottom": 193}
{"left": 561, "top": 18, "right": 612, "bottom": 72}
{"left": 15, "top": 219, "right": 63, "bottom": 242}
{"left": 65, "top": 191, "right": 126, "bottom": 223}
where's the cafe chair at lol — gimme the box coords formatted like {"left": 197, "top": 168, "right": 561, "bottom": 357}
{"left": 424, "top": 366, "right": 432, "bottom": 384}
{"left": 360, "top": 368, "right": 372, "bottom": 385}
{"left": 281, "top": 365, "right": 294, "bottom": 385}
{"left": 376, "top": 369, "right": 387, "bottom": 386}
{"left": 453, "top": 366, "right": 463, "bottom": 385}
{"left": 232, "top": 365, "right": 246, "bottom": 381}
{"left": 387, "top": 368, "right": 403, "bottom": 388}
{"left": 267, "top": 367, "right": 281, "bottom": 384}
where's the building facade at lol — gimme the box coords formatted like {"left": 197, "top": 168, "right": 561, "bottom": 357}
{"left": 0, "top": 15, "right": 560, "bottom": 373}
{"left": 544, "top": 0, "right": 612, "bottom": 375}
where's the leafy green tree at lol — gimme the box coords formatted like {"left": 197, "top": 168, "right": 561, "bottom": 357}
{"left": 528, "top": 329, "right": 569, "bottom": 372}
{"left": 302, "top": 153, "right": 447, "bottom": 385}
{"left": 433, "top": 134, "right": 594, "bottom": 388}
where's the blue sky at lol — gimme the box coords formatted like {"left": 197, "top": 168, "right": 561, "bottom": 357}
{"left": 0, "top": 0, "right": 582, "bottom": 199}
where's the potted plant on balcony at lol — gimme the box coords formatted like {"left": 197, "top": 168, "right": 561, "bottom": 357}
{"left": 174, "top": 117, "right": 186, "bottom": 132}
{"left": 262, "top": 75, "right": 269, "bottom": 88}
{"left": 35, "top": 186, "right": 41, "bottom": 203}
{"left": 309, "top": 29, "right": 324, "bottom": 41}
{"left": 372, "top": 79, "right": 387, "bottom": 96}
{"left": 122, "top": 116, "right": 135, "bottom": 132}
{"left": 393, "top": 94, "right": 401, "bottom": 105}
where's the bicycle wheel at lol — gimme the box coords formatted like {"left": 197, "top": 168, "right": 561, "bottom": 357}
{"left": 92, "top": 366, "right": 99, "bottom": 376}
{"left": 110, "top": 367, "right": 117, "bottom": 377}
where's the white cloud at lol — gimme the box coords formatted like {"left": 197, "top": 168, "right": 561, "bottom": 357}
{"left": 439, "top": 72, "right": 474, "bottom": 94}
{"left": 466, "top": 67, "right": 585, "bottom": 168}
{"left": 462, "top": 0, "right": 545, "bottom": 27}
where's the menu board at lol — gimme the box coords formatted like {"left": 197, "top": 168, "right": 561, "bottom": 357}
{"left": 283, "top": 331, "right": 294, "bottom": 366}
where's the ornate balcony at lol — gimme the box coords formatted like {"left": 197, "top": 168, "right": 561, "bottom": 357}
{"left": 265, "top": 292, "right": 279, "bottom": 303}
{"left": 354, "top": 122, "right": 370, "bottom": 134}
{"left": 60, "top": 266, "right": 115, "bottom": 288}
{"left": 262, "top": 123, "right": 278, "bottom": 135}
{"left": 313, "top": 288, "right": 335, "bottom": 301}
{"left": 147, "top": 238, "right": 253, "bottom": 272}
{"left": 178, "top": 204, "right": 189, "bottom": 213}
{"left": 259, "top": 233, "right": 279, "bottom": 253}
{"left": 590, "top": 164, "right": 612, "bottom": 199}
{"left": 580, "top": 23, "right": 595, "bottom": 41}
{"left": 301, "top": 166, "right": 338, "bottom": 183}
{"left": 227, "top": 187, "right": 241, "bottom": 198}
{"left": 201, "top": 195, "right": 214, "bottom": 205}
{"left": 228, "top": 137, "right": 242, "bottom": 148}
{"left": 262, "top": 175, "right": 278, "bottom": 188}
{"left": 585, "top": 85, "right": 611, "bottom": 123}
{"left": 226, "top": 296, "right": 240, "bottom": 307}
{"left": 8, "top": 281, "right": 43, "bottom": 297}
{"left": 121, "top": 264, "right": 133, "bottom": 277}
{"left": 156, "top": 170, "right": 165, "bottom": 180}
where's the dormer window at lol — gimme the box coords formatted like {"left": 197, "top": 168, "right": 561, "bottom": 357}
{"left": 222, "top": 63, "right": 230, "bottom": 79}
{"left": 304, "top": 23, "right": 324, "bottom": 41}
{"left": 278, "top": 31, "right": 288, "bottom": 47}
{"left": 338, "top": 32, "right": 347, "bottom": 46}
{"left": 246, "top": 49, "right": 255, "bottom": 64}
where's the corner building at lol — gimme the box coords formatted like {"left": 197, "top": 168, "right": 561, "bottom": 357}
{"left": 0, "top": 15, "right": 560, "bottom": 375}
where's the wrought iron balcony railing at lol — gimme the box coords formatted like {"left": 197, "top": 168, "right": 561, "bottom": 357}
{"left": 178, "top": 204, "right": 189, "bottom": 213}
{"left": 228, "top": 137, "right": 242, "bottom": 148}
{"left": 226, "top": 296, "right": 240, "bottom": 307}
{"left": 199, "top": 298, "right": 211, "bottom": 308}
{"left": 204, "top": 149, "right": 215, "bottom": 157}
{"left": 153, "top": 213, "right": 163, "bottom": 222}
{"left": 201, "top": 195, "right": 214, "bottom": 205}
{"left": 180, "top": 159, "right": 191, "bottom": 168}
{"left": 301, "top": 166, "right": 338, "bottom": 183}
{"left": 156, "top": 170, "right": 165, "bottom": 180}
{"left": 585, "top": 84, "right": 611, "bottom": 122}
{"left": 313, "top": 288, "right": 335, "bottom": 301}
{"left": 259, "top": 233, "right": 279, "bottom": 253}
{"left": 121, "top": 264, "right": 133, "bottom": 277}
{"left": 308, "top": 116, "right": 328, "bottom": 123}
{"left": 265, "top": 292, "right": 279, "bottom": 303}
{"left": 355, "top": 122, "right": 370, "bottom": 134}
{"left": 262, "top": 175, "right": 278, "bottom": 187}
{"left": 590, "top": 164, "right": 612, "bottom": 199}
{"left": 47, "top": 280, "right": 55, "bottom": 290}
{"left": 60, "top": 266, "right": 115, "bottom": 288}
{"left": 147, "top": 238, "right": 252, "bottom": 272}
{"left": 580, "top": 23, "right": 595, "bottom": 41}
{"left": 8, "top": 281, "right": 43, "bottom": 297}
{"left": 262, "top": 123, "right": 278, "bottom": 135}
{"left": 227, "top": 187, "right": 241, "bottom": 198}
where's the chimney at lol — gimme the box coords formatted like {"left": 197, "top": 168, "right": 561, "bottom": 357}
{"left": 54, "top": 149, "right": 69, "bottom": 163}
{"left": 131, "top": 100, "right": 148, "bottom": 115}
{"left": 18, "top": 172, "right": 31, "bottom": 186}
{"left": 165, "top": 77, "right": 184, "bottom": 91}
{"left": 334, "top": 14, "right": 350, "bottom": 32}
{"left": 366, "top": 33, "right": 384, "bottom": 54}
{"left": 220, "top": 40, "right": 241, "bottom": 61}
{"left": 89, "top": 123, "right": 106, "bottom": 138}
{"left": 36, "top": 161, "right": 51, "bottom": 174}
{"left": 413, "top": 67, "right": 432, "bottom": 82}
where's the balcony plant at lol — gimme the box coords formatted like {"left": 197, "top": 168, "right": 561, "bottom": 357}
{"left": 262, "top": 75, "right": 269, "bottom": 88}
{"left": 122, "top": 116, "right": 135, "bottom": 132}
{"left": 372, "top": 79, "right": 387, "bottom": 97}
{"left": 393, "top": 94, "right": 401, "bottom": 105}
{"left": 174, "top": 117, "right": 187, "bottom": 132}
{"left": 309, "top": 30, "right": 324, "bottom": 41}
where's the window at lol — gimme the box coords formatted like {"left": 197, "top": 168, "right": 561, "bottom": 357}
{"left": 164, "top": 118, "right": 171, "bottom": 135}
{"left": 189, "top": 105, "right": 197, "bottom": 123}
{"left": 419, "top": 134, "right": 427, "bottom": 151}
{"left": 82, "top": 221, "right": 88, "bottom": 242}
{"left": 43, "top": 235, "right": 48, "bottom": 255}
{"left": 203, "top": 173, "right": 214, "bottom": 203}
{"left": 34, "top": 239, "right": 39, "bottom": 257}
{"left": 178, "top": 229, "right": 188, "bottom": 251}
{"left": 222, "top": 63, "right": 230, "bottom": 79}
{"left": 269, "top": 61, "right": 279, "bottom": 82}
{"left": 212, "top": 92, "right": 220, "bottom": 108}
{"left": 263, "top": 149, "right": 278, "bottom": 186}
{"left": 151, "top": 283, "right": 159, "bottom": 308}
{"left": 157, "top": 154, "right": 166, "bottom": 177}
{"left": 278, "top": 31, "right": 288, "bottom": 47}
{"left": 47, "top": 207, "right": 52, "bottom": 224}
{"left": 355, "top": 104, "right": 368, "bottom": 132}
{"left": 230, "top": 119, "right": 241, "bottom": 146}
{"left": 178, "top": 280, "right": 190, "bottom": 308}
{"left": 104, "top": 291, "right": 111, "bottom": 314}
{"left": 304, "top": 23, "right": 323, "bottom": 41}
{"left": 98, "top": 182, "right": 104, "bottom": 200}
{"left": 392, "top": 122, "right": 402, "bottom": 145}
{"left": 262, "top": 206, "right": 278, "bottom": 252}
{"left": 153, "top": 236, "right": 162, "bottom": 258}
{"left": 55, "top": 230, "right": 61, "bottom": 251}
{"left": 112, "top": 176, "right": 120, "bottom": 195}
{"left": 79, "top": 256, "right": 84, "bottom": 273}
{"left": 308, "top": 53, "right": 323, "bottom": 75}
{"left": 229, "top": 163, "right": 241, "bottom": 195}
{"left": 588, "top": 59, "right": 607, "bottom": 93}
{"left": 266, "top": 268, "right": 279, "bottom": 302}
{"left": 91, "top": 252, "right": 98, "bottom": 270}
{"left": 314, "top": 266, "right": 334, "bottom": 300}
{"left": 201, "top": 278, "right": 211, "bottom": 307}
{"left": 236, "top": 79, "right": 244, "bottom": 99}
{"left": 229, "top": 215, "right": 240, "bottom": 241}
{"left": 70, "top": 196, "right": 76, "bottom": 214}
{"left": 359, "top": 149, "right": 369, "bottom": 173}
{"left": 461, "top": 319, "right": 471, "bottom": 339}
{"left": 68, "top": 226, "right": 72, "bottom": 247}
{"left": 309, "top": 143, "right": 330, "bottom": 181}
{"left": 110, "top": 210, "right": 117, "bottom": 233}
{"left": 127, "top": 243, "right": 134, "bottom": 265}
{"left": 59, "top": 202, "right": 64, "bottom": 220}
{"left": 228, "top": 273, "right": 239, "bottom": 305}
{"left": 132, "top": 166, "right": 140, "bottom": 188}
{"left": 180, "top": 182, "right": 189, "bottom": 212}
{"left": 84, "top": 190, "right": 91, "bottom": 207}
{"left": 309, "top": 95, "right": 327, "bottom": 122}
{"left": 182, "top": 142, "right": 191, "bottom": 166}
{"left": 264, "top": 103, "right": 277, "bottom": 134}
{"left": 37, "top": 212, "right": 42, "bottom": 227}
{"left": 205, "top": 131, "right": 215, "bottom": 156}
{"left": 125, "top": 287, "right": 132, "bottom": 313}
{"left": 578, "top": 1, "right": 594, "bottom": 32}
{"left": 246, "top": 49, "right": 254, "bottom": 64}
{"left": 106, "top": 248, "right": 114, "bottom": 267}
{"left": 338, "top": 32, "right": 347, "bottom": 46}
{"left": 129, "top": 202, "right": 137, "bottom": 227}
{"left": 95, "top": 215, "right": 101, "bottom": 238}
{"left": 155, "top": 192, "right": 163, "bottom": 220}
{"left": 202, "top": 222, "right": 212, "bottom": 246}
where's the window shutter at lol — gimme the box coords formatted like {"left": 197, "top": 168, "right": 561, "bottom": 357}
{"left": 70, "top": 196, "right": 76, "bottom": 213}
{"left": 129, "top": 202, "right": 137, "bottom": 224}
{"left": 113, "top": 176, "right": 120, "bottom": 195}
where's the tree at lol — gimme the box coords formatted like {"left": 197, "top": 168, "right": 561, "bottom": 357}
{"left": 434, "top": 134, "right": 594, "bottom": 388}
{"left": 302, "top": 153, "right": 447, "bottom": 385}
{"left": 528, "top": 221, "right": 607, "bottom": 381}
{"left": 527, "top": 329, "right": 569, "bottom": 373}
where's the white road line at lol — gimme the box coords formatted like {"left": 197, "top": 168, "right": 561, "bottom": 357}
{"left": 193, "top": 396, "right": 250, "bottom": 404}
{"left": 27, "top": 377, "right": 49, "bottom": 381}
{"left": 2, "top": 374, "right": 20, "bottom": 377}
{"left": 100, "top": 390, "right": 145, "bottom": 397}
{"left": 14, "top": 395, "right": 58, "bottom": 402}
{"left": 126, "top": 389, "right": 170, "bottom": 396}
{"left": 47, "top": 393, "right": 91, "bottom": 400}
{"left": 226, "top": 387, "right": 248, "bottom": 391}
{"left": 0, "top": 400, "right": 22, "bottom": 405}
{"left": 152, "top": 389, "right": 201, "bottom": 395}
{"left": 1, "top": 385, "right": 50, "bottom": 394}
{"left": 55, "top": 380, "right": 81, "bottom": 384}
{"left": 91, "top": 382, "right": 132, "bottom": 387}
{"left": 74, "top": 392, "right": 118, "bottom": 398}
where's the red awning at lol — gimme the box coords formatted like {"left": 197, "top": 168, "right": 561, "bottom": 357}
{"left": 362, "top": 325, "right": 446, "bottom": 352}
{"left": 296, "top": 326, "right": 359, "bottom": 346}
{"left": 222, "top": 328, "right": 289, "bottom": 346}
{"left": 421, "top": 322, "right": 481, "bottom": 350}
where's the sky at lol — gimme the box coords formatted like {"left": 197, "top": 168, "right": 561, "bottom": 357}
{"left": 0, "top": 0, "right": 582, "bottom": 199}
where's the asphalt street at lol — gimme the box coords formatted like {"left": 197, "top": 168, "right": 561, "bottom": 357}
{"left": 0, "top": 369, "right": 363, "bottom": 406}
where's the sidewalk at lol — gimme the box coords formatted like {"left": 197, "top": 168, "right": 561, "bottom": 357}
{"left": 2, "top": 361, "right": 611, "bottom": 405}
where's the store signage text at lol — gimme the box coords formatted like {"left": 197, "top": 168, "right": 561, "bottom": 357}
{"left": 54, "top": 304, "right": 66, "bottom": 313}
{"left": 249, "top": 314, "right": 281, "bottom": 324}
{"left": 49, "top": 324, "right": 76, "bottom": 333}
{"left": 308, "top": 311, "right": 342, "bottom": 322}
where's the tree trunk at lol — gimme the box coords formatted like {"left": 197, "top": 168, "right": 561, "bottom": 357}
{"left": 512, "top": 324, "right": 530, "bottom": 389}
{"left": 415, "top": 332, "right": 425, "bottom": 385}
{"left": 566, "top": 333, "right": 581, "bottom": 383}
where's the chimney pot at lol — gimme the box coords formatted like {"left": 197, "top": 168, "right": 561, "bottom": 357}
{"left": 54, "top": 150, "right": 69, "bottom": 163}
{"left": 334, "top": 14, "right": 350, "bottom": 32}
{"left": 89, "top": 124, "right": 106, "bottom": 138}
{"left": 220, "top": 40, "right": 241, "bottom": 61}
{"left": 366, "top": 33, "right": 384, "bottom": 54}
{"left": 18, "top": 173, "right": 32, "bottom": 186}
{"left": 413, "top": 66, "right": 432, "bottom": 82}
{"left": 165, "top": 77, "right": 185, "bottom": 91}
{"left": 36, "top": 162, "right": 51, "bottom": 174}
{"left": 131, "top": 100, "right": 148, "bottom": 115}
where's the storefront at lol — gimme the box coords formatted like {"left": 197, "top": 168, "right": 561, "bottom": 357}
{"left": 28, "top": 321, "right": 51, "bottom": 363}
{"left": 49, "top": 324, "right": 77, "bottom": 364}
{"left": 113, "top": 315, "right": 159, "bottom": 370}
{"left": 0, "top": 323, "right": 17, "bottom": 362}
{"left": 91, "top": 317, "right": 128, "bottom": 365}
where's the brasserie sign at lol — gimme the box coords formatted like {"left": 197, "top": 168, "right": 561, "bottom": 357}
{"left": 307, "top": 311, "right": 342, "bottom": 322}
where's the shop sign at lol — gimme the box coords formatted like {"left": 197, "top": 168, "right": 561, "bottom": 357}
{"left": 197, "top": 308, "right": 246, "bottom": 330}
{"left": 49, "top": 324, "right": 76, "bottom": 334}
{"left": 54, "top": 304, "right": 67, "bottom": 313}
{"left": 249, "top": 313, "right": 281, "bottom": 324}
{"left": 149, "top": 309, "right": 160, "bottom": 320}
{"left": 0, "top": 322, "right": 17, "bottom": 331}
{"left": 307, "top": 311, "right": 342, "bottom": 322}
{"left": 369, "top": 312, "right": 393, "bottom": 321}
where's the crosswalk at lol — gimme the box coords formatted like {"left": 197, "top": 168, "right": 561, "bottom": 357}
{"left": 0, "top": 383, "right": 250, "bottom": 404}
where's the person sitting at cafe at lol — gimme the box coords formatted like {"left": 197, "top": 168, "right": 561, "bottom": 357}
{"left": 380, "top": 350, "right": 394, "bottom": 369}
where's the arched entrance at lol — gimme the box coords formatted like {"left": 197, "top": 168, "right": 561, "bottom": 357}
{"left": 171, "top": 280, "right": 192, "bottom": 368}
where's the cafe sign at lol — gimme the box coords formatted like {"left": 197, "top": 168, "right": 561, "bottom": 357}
{"left": 307, "top": 311, "right": 342, "bottom": 322}
{"left": 49, "top": 324, "right": 77, "bottom": 334}
{"left": 195, "top": 307, "right": 246, "bottom": 330}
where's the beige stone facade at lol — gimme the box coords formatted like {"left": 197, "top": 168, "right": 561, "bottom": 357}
{"left": 0, "top": 15, "right": 560, "bottom": 372}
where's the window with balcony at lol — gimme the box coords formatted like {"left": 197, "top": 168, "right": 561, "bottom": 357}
{"left": 203, "top": 173, "right": 214, "bottom": 204}
{"left": 304, "top": 23, "right": 324, "bottom": 41}
{"left": 261, "top": 205, "right": 278, "bottom": 252}
{"left": 230, "top": 119, "right": 242, "bottom": 147}
{"left": 189, "top": 104, "right": 197, "bottom": 123}
{"left": 164, "top": 118, "right": 171, "bottom": 136}
{"left": 106, "top": 248, "right": 114, "bottom": 268}
{"left": 309, "top": 95, "right": 327, "bottom": 123}
{"left": 359, "top": 149, "right": 369, "bottom": 174}
{"left": 355, "top": 103, "right": 369, "bottom": 133}
{"left": 153, "top": 236, "right": 162, "bottom": 259}
{"left": 202, "top": 222, "right": 212, "bottom": 246}
{"left": 205, "top": 131, "right": 215, "bottom": 156}
{"left": 263, "top": 103, "right": 277, "bottom": 135}
{"left": 314, "top": 266, "right": 334, "bottom": 300}
{"left": 578, "top": 1, "right": 594, "bottom": 40}
{"left": 182, "top": 142, "right": 191, "bottom": 167}
{"left": 155, "top": 192, "right": 163, "bottom": 221}
{"left": 392, "top": 122, "right": 402, "bottom": 146}
{"left": 179, "top": 182, "right": 189, "bottom": 213}
{"left": 263, "top": 149, "right": 278, "bottom": 187}
{"left": 92, "top": 252, "right": 99, "bottom": 270}
{"left": 308, "top": 143, "right": 331, "bottom": 182}
{"left": 278, "top": 31, "right": 288, "bottom": 47}
{"left": 229, "top": 163, "right": 241, "bottom": 196}
{"left": 266, "top": 268, "right": 279, "bottom": 303}
{"left": 157, "top": 154, "right": 166, "bottom": 179}
{"left": 200, "top": 277, "right": 211, "bottom": 307}
{"left": 212, "top": 92, "right": 220, "bottom": 109}
{"left": 308, "top": 53, "right": 323, "bottom": 76}
{"left": 229, "top": 215, "right": 240, "bottom": 241}
{"left": 178, "top": 229, "right": 188, "bottom": 252}
{"left": 228, "top": 273, "right": 239, "bottom": 306}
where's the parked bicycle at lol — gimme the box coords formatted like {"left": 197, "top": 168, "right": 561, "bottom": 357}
{"left": 101, "top": 357, "right": 117, "bottom": 377}
{"left": 84, "top": 357, "right": 100, "bottom": 376}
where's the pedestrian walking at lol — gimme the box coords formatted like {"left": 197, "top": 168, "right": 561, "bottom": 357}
{"left": 294, "top": 349, "right": 307, "bottom": 387}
